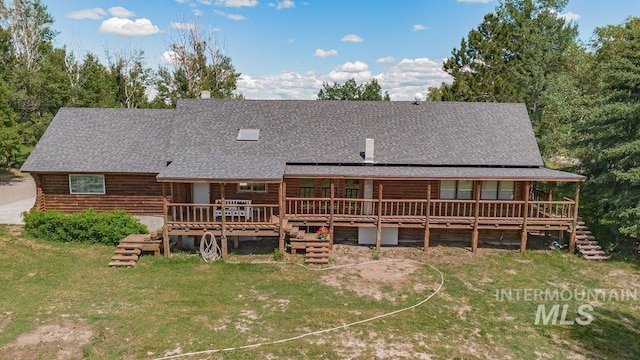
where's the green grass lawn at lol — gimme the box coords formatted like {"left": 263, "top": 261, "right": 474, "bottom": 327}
{"left": 0, "top": 225, "right": 638, "bottom": 359}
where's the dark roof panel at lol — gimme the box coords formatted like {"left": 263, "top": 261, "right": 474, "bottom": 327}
{"left": 284, "top": 165, "right": 585, "bottom": 181}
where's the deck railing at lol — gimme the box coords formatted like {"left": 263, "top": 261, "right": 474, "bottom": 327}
{"left": 167, "top": 202, "right": 279, "bottom": 224}
{"left": 167, "top": 198, "right": 575, "bottom": 225}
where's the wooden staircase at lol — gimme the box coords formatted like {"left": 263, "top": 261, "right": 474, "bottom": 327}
{"left": 276, "top": 216, "right": 330, "bottom": 264}
{"left": 575, "top": 218, "right": 609, "bottom": 261}
{"left": 109, "top": 233, "right": 162, "bottom": 267}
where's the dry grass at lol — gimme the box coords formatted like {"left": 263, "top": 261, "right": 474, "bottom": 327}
{"left": 0, "top": 226, "right": 638, "bottom": 359}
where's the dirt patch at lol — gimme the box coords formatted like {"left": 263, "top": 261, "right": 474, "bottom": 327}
{"left": 2, "top": 318, "right": 93, "bottom": 360}
{"left": 0, "top": 313, "right": 11, "bottom": 332}
{"left": 320, "top": 259, "right": 422, "bottom": 302}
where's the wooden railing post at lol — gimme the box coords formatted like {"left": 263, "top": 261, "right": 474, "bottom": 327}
{"left": 278, "top": 182, "right": 285, "bottom": 253}
{"left": 472, "top": 181, "right": 481, "bottom": 252}
{"left": 521, "top": 181, "right": 530, "bottom": 253}
{"left": 569, "top": 182, "right": 581, "bottom": 253}
{"left": 424, "top": 182, "right": 431, "bottom": 251}
{"left": 329, "top": 182, "right": 335, "bottom": 249}
{"left": 162, "top": 198, "right": 170, "bottom": 257}
{"left": 220, "top": 182, "right": 227, "bottom": 258}
{"left": 376, "top": 184, "right": 383, "bottom": 251}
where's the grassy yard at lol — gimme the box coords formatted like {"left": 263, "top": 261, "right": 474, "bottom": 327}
{"left": 0, "top": 225, "right": 638, "bottom": 359}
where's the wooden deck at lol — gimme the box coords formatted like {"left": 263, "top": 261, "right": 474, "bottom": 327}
{"left": 163, "top": 193, "right": 577, "bottom": 258}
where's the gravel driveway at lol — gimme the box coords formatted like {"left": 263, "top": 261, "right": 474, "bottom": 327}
{"left": 0, "top": 173, "right": 36, "bottom": 224}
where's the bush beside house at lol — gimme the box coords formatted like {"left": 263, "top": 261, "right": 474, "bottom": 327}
{"left": 23, "top": 209, "right": 148, "bottom": 246}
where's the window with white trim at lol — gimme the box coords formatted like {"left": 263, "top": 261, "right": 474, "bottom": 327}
{"left": 238, "top": 182, "right": 267, "bottom": 193}
{"left": 481, "top": 181, "right": 515, "bottom": 200}
{"left": 439, "top": 180, "right": 473, "bottom": 200}
{"left": 69, "top": 174, "right": 105, "bottom": 195}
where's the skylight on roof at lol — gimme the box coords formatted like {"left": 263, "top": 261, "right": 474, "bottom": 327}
{"left": 237, "top": 128, "right": 260, "bottom": 141}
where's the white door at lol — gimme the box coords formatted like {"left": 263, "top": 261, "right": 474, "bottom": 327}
{"left": 192, "top": 183, "right": 210, "bottom": 205}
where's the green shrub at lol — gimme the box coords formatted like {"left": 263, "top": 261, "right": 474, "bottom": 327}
{"left": 272, "top": 248, "right": 285, "bottom": 261}
{"left": 22, "top": 209, "right": 148, "bottom": 246}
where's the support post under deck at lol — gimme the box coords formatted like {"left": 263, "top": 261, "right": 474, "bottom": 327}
{"left": 423, "top": 182, "right": 431, "bottom": 251}
{"left": 520, "top": 181, "right": 530, "bottom": 253}
{"left": 375, "top": 184, "right": 383, "bottom": 251}
{"left": 472, "top": 181, "right": 481, "bottom": 252}
{"left": 569, "top": 183, "right": 581, "bottom": 253}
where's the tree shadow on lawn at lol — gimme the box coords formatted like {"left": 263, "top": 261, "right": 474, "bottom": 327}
{"left": 565, "top": 307, "right": 640, "bottom": 359}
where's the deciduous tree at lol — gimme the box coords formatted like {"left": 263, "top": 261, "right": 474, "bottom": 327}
{"left": 317, "top": 78, "right": 390, "bottom": 101}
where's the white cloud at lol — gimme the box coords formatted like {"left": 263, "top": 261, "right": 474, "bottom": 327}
{"left": 108, "top": 6, "right": 135, "bottom": 18}
{"left": 214, "top": 10, "right": 246, "bottom": 20}
{"left": 376, "top": 56, "right": 396, "bottom": 63}
{"left": 193, "top": 9, "right": 203, "bottom": 16}
{"left": 335, "top": 61, "right": 368, "bottom": 73}
{"left": 170, "top": 22, "right": 195, "bottom": 30}
{"left": 379, "top": 58, "right": 452, "bottom": 100}
{"left": 559, "top": 11, "right": 580, "bottom": 21}
{"left": 99, "top": 17, "right": 161, "bottom": 37}
{"left": 413, "top": 24, "right": 426, "bottom": 31}
{"left": 198, "top": 0, "right": 213, "bottom": 4}
{"left": 215, "top": 0, "right": 258, "bottom": 7}
{"left": 66, "top": 8, "right": 107, "bottom": 20}
{"left": 175, "top": 0, "right": 188, "bottom": 3}
{"left": 341, "top": 34, "right": 364, "bottom": 43}
{"left": 160, "top": 51, "right": 179, "bottom": 65}
{"left": 457, "top": 0, "right": 492, "bottom": 3}
{"left": 236, "top": 57, "right": 452, "bottom": 100}
{"left": 271, "top": 0, "right": 295, "bottom": 9}
{"left": 313, "top": 48, "right": 338, "bottom": 58}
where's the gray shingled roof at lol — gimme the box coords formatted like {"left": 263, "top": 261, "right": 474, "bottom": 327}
{"left": 284, "top": 165, "right": 584, "bottom": 181}
{"left": 170, "top": 99, "right": 543, "bottom": 167}
{"left": 22, "top": 99, "right": 581, "bottom": 181}
{"left": 21, "top": 108, "right": 174, "bottom": 173}
{"left": 158, "top": 155, "right": 286, "bottom": 181}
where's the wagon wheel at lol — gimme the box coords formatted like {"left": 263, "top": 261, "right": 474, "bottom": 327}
{"left": 200, "top": 232, "right": 221, "bottom": 262}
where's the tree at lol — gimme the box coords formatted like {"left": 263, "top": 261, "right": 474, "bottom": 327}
{"left": 428, "top": 0, "right": 577, "bottom": 130}
{"left": 575, "top": 17, "right": 640, "bottom": 240}
{"left": 317, "top": 78, "right": 390, "bottom": 101}
{"left": 153, "top": 20, "right": 242, "bottom": 107}
{"left": 106, "top": 48, "right": 153, "bottom": 109}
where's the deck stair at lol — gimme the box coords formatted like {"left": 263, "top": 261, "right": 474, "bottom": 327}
{"left": 276, "top": 216, "right": 330, "bottom": 264}
{"left": 109, "top": 233, "right": 162, "bottom": 267}
{"left": 575, "top": 218, "right": 609, "bottom": 261}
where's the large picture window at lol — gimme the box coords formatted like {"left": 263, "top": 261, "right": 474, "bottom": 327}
{"left": 481, "top": 181, "right": 515, "bottom": 200}
{"left": 299, "top": 179, "right": 314, "bottom": 197}
{"left": 69, "top": 174, "right": 105, "bottom": 195}
{"left": 439, "top": 180, "right": 473, "bottom": 200}
{"left": 345, "top": 179, "right": 360, "bottom": 198}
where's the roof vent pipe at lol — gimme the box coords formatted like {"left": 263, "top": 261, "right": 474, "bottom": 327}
{"left": 201, "top": 90, "right": 211, "bottom": 99}
{"left": 364, "top": 138, "right": 374, "bottom": 164}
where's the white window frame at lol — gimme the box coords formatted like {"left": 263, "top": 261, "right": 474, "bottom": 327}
{"left": 69, "top": 174, "right": 105, "bottom": 195}
{"left": 237, "top": 182, "right": 267, "bottom": 193}
{"left": 481, "top": 181, "right": 515, "bottom": 200}
{"left": 439, "top": 180, "right": 473, "bottom": 200}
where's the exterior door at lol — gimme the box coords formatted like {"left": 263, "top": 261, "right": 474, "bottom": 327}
{"left": 192, "top": 183, "right": 210, "bottom": 204}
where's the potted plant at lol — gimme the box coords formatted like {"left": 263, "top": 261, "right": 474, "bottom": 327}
{"left": 316, "top": 226, "right": 330, "bottom": 240}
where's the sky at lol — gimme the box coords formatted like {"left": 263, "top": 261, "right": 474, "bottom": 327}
{"left": 43, "top": 0, "right": 640, "bottom": 100}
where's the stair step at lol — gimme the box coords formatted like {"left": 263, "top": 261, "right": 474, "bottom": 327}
{"left": 306, "top": 252, "right": 330, "bottom": 258}
{"left": 575, "top": 234, "right": 595, "bottom": 240}
{"left": 114, "top": 248, "right": 141, "bottom": 255}
{"left": 576, "top": 245, "right": 601, "bottom": 250}
{"left": 306, "top": 249, "right": 330, "bottom": 255}
{"left": 575, "top": 239, "right": 598, "bottom": 244}
{"left": 109, "top": 260, "right": 137, "bottom": 267}
{"left": 111, "top": 254, "right": 139, "bottom": 261}
{"left": 580, "top": 249, "right": 606, "bottom": 256}
{"left": 575, "top": 230, "right": 592, "bottom": 235}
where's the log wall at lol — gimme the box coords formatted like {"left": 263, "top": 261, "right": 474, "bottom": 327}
{"left": 37, "top": 173, "right": 164, "bottom": 214}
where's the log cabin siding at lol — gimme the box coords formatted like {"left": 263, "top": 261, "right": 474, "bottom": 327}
{"left": 210, "top": 183, "right": 279, "bottom": 204}
{"left": 37, "top": 173, "right": 164, "bottom": 214}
